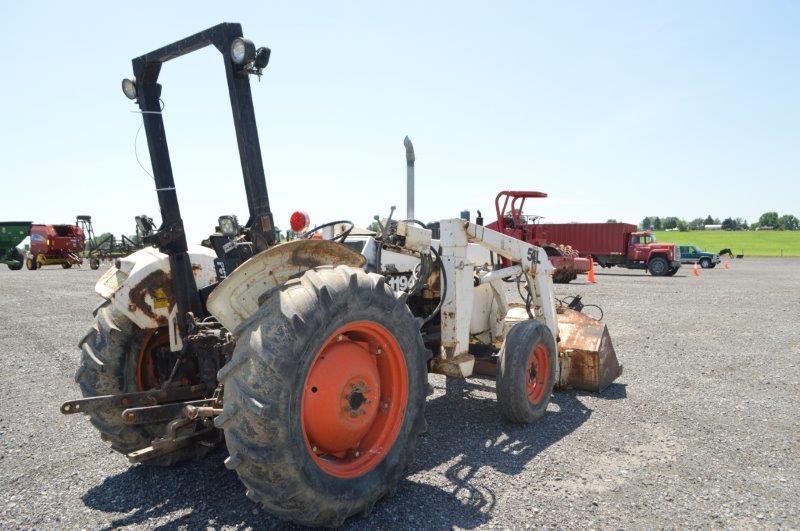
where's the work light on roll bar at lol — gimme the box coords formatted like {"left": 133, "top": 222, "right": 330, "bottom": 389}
{"left": 121, "top": 78, "right": 137, "bottom": 100}
{"left": 230, "top": 37, "right": 256, "bottom": 65}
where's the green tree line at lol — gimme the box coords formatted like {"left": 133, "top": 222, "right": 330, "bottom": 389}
{"left": 640, "top": 212, "right": 799, "bottom": 232}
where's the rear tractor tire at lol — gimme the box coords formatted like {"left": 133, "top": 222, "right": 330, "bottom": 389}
{"left": 75, "top": 302, "right": 216, "bottom": 466}
{"left": 647, "top": 256, "right": 669, "bottom": 276}
{"left": 496, "top": 320, "right": 557, "bottom": 424}
{"left": 217, "top": 265, "right": 429, "bottom": 527}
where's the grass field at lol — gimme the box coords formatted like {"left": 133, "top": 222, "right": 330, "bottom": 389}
{"left": 653, "top": 230, "right": 800, "bottom": 257}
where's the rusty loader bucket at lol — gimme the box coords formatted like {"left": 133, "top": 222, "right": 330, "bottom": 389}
{"left": 555, "top": 307, "right": 623, "bottom": 392}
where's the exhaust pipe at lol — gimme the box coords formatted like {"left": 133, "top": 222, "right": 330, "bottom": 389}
{"left": 404, "top": 136, "right": 415, "bottom": 220}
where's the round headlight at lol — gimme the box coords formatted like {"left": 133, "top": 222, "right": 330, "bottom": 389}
{"left": 121, "top": 78, "right": 137, "bottom": 100}
{"left": 230, "top": 37, "right": 256, "bottom": 65}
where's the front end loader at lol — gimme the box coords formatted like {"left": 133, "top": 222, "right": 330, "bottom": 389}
{"left": 61, "top": 23, "right": 622, "bottom": 527}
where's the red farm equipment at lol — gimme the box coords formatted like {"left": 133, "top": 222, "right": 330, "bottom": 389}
{"left": 486, "top": 191, "right": 591, "bottom": 283}
{"left": 26, "top": 222, "right": 85, "bottom": 270}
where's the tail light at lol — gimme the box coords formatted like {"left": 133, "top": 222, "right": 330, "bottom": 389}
{"left": 290, "top": 211, "right": 310, "bottom": 233}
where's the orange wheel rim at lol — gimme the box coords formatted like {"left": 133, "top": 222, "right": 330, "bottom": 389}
{"left": 135, "top": 328, "right": 169, "bottom": 391}
{"left": 526, "top": 344, "right": 550, "bottom": 404}
{"left": 301, "top": 321, "right": 408, "bottom": 479}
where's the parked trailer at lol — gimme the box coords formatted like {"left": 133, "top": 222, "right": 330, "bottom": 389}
{"left": 0, "top": 222, "right": 32, "bottom": 270}
{"left": 26, "top": 223, "right": 85, "bottom": 270}
{"left": 486, "top": 191, "right": 591, "bottom": 283}
{"left": 536, "top": 222, "right": 681, "bottom": 276}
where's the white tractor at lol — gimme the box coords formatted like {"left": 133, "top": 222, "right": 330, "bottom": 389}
{"left": 61, "top": 23, "right": 622, "bottom": 527}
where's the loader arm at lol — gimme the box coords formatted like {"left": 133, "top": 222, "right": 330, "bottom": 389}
{"left": 463, "top": 221, "right": 558, "bottom": 337}
{"left": 423, "top": 218, "right": 621, "bottom": 390}
{"left": 431, "top": 219, "right": 558, "bottom": 377}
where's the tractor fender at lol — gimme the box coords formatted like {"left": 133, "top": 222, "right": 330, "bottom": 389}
{"left": 94, "top": 245, "right": 218, "bottom": 330}
{"left": 207, "top": 239, "right": 366, "bottom": 334}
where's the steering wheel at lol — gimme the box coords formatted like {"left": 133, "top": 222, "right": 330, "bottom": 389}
{"left": 302, "top": 220, "right": 354, "bottom": 243}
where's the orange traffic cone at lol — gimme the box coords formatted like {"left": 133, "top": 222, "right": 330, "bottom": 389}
{"left": 723, "top": 261, "right": 730, "bottom": 270}
{"left": 692, "top": 262, "right": 700, "bottom": 277}
{"left": 587, "top": 257, "right": 597, "bottom": 284}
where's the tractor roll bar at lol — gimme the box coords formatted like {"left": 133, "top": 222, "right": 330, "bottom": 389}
{"left": 130, "top": 22, "right": 276, "bottom": 323}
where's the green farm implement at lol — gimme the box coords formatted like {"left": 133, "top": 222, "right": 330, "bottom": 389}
{"left": 0, "top": 222, "right": 32, "bottom": 270}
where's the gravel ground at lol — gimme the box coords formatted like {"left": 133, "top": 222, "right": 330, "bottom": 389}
{"left": 0, "top": 258, "right": 798, "bottom": 529}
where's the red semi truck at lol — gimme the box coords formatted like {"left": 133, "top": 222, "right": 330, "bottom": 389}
{"left": 26, "top": 223, "right": 85, "bottom": 269}
{"left": 536, "top": 223, "right": 681, "bottom": 276}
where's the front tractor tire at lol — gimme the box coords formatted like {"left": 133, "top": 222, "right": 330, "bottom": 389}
{"left": 26, "top": 256, "right": 37, "bottom": 270}
{"left": 496, "top": 320, "right": 557, "bottom": 424}
{"left": 217, "top": 265, "right": 428, "bottom": 527}
{"left": 75, "top": 302, "right": 215, "bottom": 466}
{"left": 647, "top": 256, "right": 669, "bottom": 276}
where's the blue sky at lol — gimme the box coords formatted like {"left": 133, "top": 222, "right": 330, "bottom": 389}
{"left": 1, "top": 1, "right": 797, "bottom": 240}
